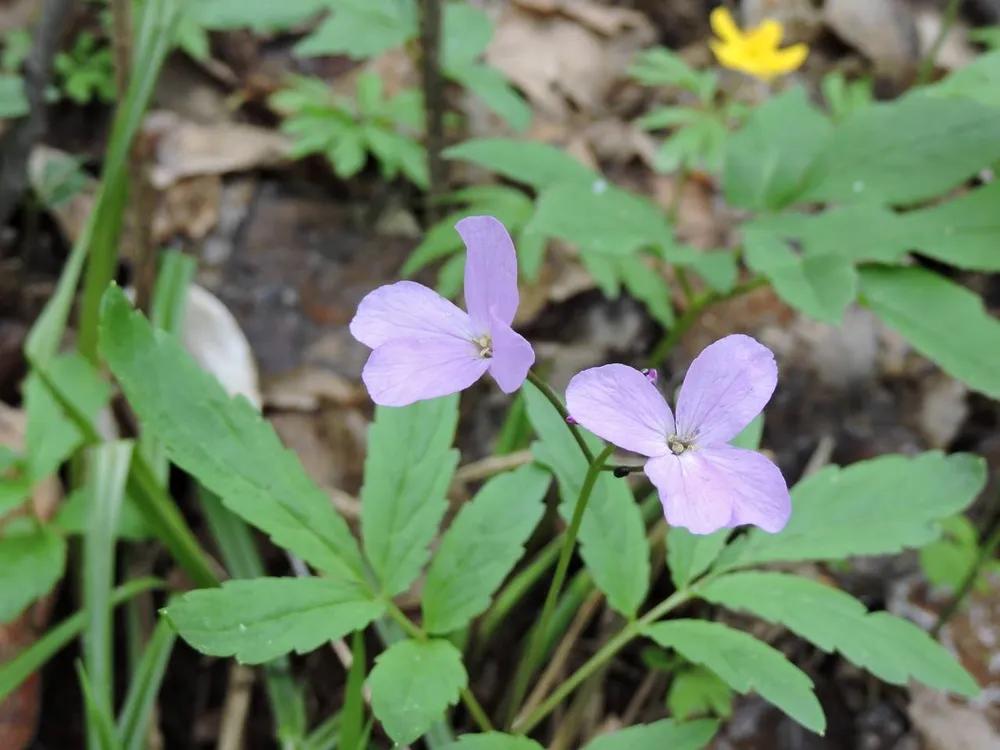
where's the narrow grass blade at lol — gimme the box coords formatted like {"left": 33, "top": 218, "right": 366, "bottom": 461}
{"left": 117, "top": 610, "right": 177, "bottom": 750}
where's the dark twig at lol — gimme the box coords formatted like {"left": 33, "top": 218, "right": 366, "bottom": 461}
{"left": 0, "top": 0, "right": 74, "bottom": 227}
{"left": 419, "top": 0, "right": 447, "bottom": 224}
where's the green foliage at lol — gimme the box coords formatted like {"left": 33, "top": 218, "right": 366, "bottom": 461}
{"left": 0, "top": 522, "right": 66, "bottom": 624}
{"left": 820, "top": 71, "right": 873, "bottom": 123}
{"left": 295, "top": 0, "right": 418, "bottom": 59}
{"left": 800, "top": 93, "right": 1000, "bottom": 206}
{"left": 192, "top": 0, "right": 328, "bottom": 32}
{"left": 718, "top": 452, "right": 986, "bottom": 570}
{"left": 644, "top": 619, "right": 825, "bottom": 734}
{"left": 444, "top": 138, "right": 597, "bottom": 191}
{"left": 919, "top": 515, "right": 999, "bottom": 592}
{"left": 271, "top": 72, "right": 428, "bottom": 187}
{"left": 0, "top": 74, "right": 28, "bottom": 118}
{"left": 165, "top": 578, "right": 384, "bottom": 664}
{"left": 724, "top": 87, "right": 832, "bottom": 211}
{"left": 54, "top": 32, "right": 116, "bottom": 104}
{"left": 442, "top": 3, "right": 532, "bottom": 132}
{"left": 582, "top": 718, "right": 720, "bottom": 750}
{"left": 368, "top": 638, "right": 467, "bottom": 745}
{"left": 668, "top": 528, "right": 730, "bottom": 590}
{"left": 98, "top": 285, "right": 369, "bottom": 586}
{"left": 667, "top": 666, "right": 734, "bottom": 721}
{"left": 422, "top": 465, "right": 549, "bottom": 634}
{"left": 403, "top": 185, "right": 541, "bottom": 289}
{"left": 898, "top": 181, "right": 1000, "bottom": 271}
{"left": 440, "top": 735, "right": 544, "bottom": 750}
{"left": 523, "top": 382, "right": 650, "bottom": 618}
{"left": 361, "top": 395, "right": 459, "bottom": 597}
{"left": 698, "top": 571, "right": 978, "bottom": 696}
{"left": 53, "top": 488, "right": 156, "bottom": 542}
{"left": 859, "top": 266, "right": 1000, "bottom": 399}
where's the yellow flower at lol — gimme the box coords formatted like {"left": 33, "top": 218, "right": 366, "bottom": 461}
{"left": 708, "top": 7, "right": 808, "bottom": 83}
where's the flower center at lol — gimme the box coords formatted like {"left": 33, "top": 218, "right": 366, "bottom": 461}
{"left": 667, "top": 434, "right": 696, "bottom": 456}
{"left": 473, "top": 334, "right": 493, "bottom": 359}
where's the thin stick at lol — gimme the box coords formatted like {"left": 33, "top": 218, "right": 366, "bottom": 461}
{"left": 419, "top": 0, "right": 447, "bottom": 223}
{"left": 216, "top": 663, "right": 255, "bottom": 750}
{"left": 453, "top": 450, "right": 534, "bottom": 485}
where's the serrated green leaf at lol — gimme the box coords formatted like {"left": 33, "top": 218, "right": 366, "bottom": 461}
{"left": 444, "top": 138, "right": 595, "bottom": 190}
{"left": 528, "top": 180, "right": 675, "bottom": 256}
{"left": 440, "top": 733, "right": 544, "bottom": 750}
{"left": 524, "top": 382, "right": 649, "bottom": 617}
{"left": 744, "top": 230, "right": 857, "bottom": 324}
{"left": 637, "top": 106, "right": 704, "bottom": 131}
{"left": 859, "top": 266, "right": 1000, "bottom": 399}
{"left": 629, "top": 47, "right": 712, "bottom": 98}
{"left": 801, "top": 94, "right": 1000, "bottom": 206}
{"left": 644, "top": 620, "right": 825, "bottom": 735}
{"left": 294, "top": 0, "right": 417, "bottom": 59}
{"left": 165, "top": 578, "right": 383, "bottom": 664}
{"left": 899, "top": 181, "right": 1000, "bottom": 271}
{"left": 578, "top": 250, "right": 622, "bottom": 298}
{"left": 0, "top": 524, "right": 66, "bottom": 623}
{"left": 720, "top": 452, "right": 985, "bottom": 569}
{"left": 517, "top": 229, "right": 546, "bottom": 281}
{"left": 724, "top": 87, "right": 832, "bottom": 211}
{"left": 582, "top": 718, "right": 719, "bottom": 750}
{"left": 667, "top": 666, "right": 734, "bottom": 721}
{"left": 362, "top": 396, "right": 459, "bottom": 597}
{"left": 698, "top": 571, "right": 979, "bottom": 696}
{"left": 423, "top": 465, "right": 549, "bottom": 634}
{"left": 194, "top": 0, "right": 327, "bottom": 31}
{"left": 368, "top": 638, "right": 467, "bottom": 745}
{"left": 669, "top": 247, "right": 738, "bottom": 294}
{"left": 98, "top": 285, "right": 369, "bottom": 586}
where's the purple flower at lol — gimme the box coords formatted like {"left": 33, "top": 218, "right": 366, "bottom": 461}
{"left": 350, "top": 216, "right": 535, "bottom": 407}
{"left": 565, "top": 334, "right": 791, "bottom": 535}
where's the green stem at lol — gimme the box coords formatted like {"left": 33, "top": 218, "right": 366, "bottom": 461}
{"left": 648, "top": 275, "right": 767, "bottom": 369}
{"left": 526, "top": 370, "right": 594, "bottom": 464}
{"left": 931, "top": 518, "right": 1000, "bottom": 637}
{"left": 916, "top": 0, "right": 961, "bottom": 86}
{"left": 513, "top": 589, "right": 694, "bottom": 735}
{"left": 507, "top": 444, "right": 614, "bottom": 726}
{"left": 383, "top": 601, "right": 494, "bottom": 733}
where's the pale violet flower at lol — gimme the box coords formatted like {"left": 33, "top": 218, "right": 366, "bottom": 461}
{"left": 566, "top": 334, "right": 791, "bottom": 534}
{"left": 350, "top": 216, "right": 534, "bottom": 407}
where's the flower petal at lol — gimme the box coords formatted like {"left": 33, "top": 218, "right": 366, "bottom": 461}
{"left": 488, "top": 316, "right": 534, "bottom": 394}
{"left": 458, "top": 216, "right": 519, "bottom": 331}
{"left": 644, "top": 453, "right": 734, "bottom": 535}
{"left": 710, "top": 6, "right": 741, "bottom": 43}
{"left": 768, "top": 43, "right": 808, "bottom": 76}
{"left": 566, "top": 364, "right": 674, "bottom": 458}
{"left": 350, "top": 281, "right": 473, "bottom": 349}
{"left": 645, "top": 444, "right": 790, "bottom": 534}
{"left": 709, "top": 39, "right": 754, "bottom": 77}
{"left": 675, "top": 334, "right": 777, "bottom": 445}
{"left": 745, "top": 19, "right": 782, "bottom": 51}
{"left": 361, "top": 337, "right": 489, "bottom": 407}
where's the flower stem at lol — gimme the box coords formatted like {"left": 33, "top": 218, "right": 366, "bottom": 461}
{"left": 526, "top": 369, "right": 595, "bottom": 464}
{"left": 647, "top": 275, "right": 768, "bottom": 369}
{"left": 916, "top": 0, "right": 961, "bottom": 86}
{"left": 513, "top": 588, "right": 694, "bottom": 735}
{"left": 506, "top": 444, "right": 614, "bottom": 726}
{"left": 384, "top": 601, "right": 494, "bottom": 732}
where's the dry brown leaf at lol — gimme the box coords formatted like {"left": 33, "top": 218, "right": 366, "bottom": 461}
{"left": 823, "top": 0, "right": 920, "bottom": 79}
{"left": 143, "top": 110, "right": 292, "bottom": 189}
{"left": 513, "top": 0, "right": 649, "bottom": 36}
{"left": 261, "top": 367, "right": 364, "bottom": 412}
{"left": 0, "top": 0, "right": 37, "bottom": 35}
{"left": 486, "top": 5, "right": 654, "bottom": 122}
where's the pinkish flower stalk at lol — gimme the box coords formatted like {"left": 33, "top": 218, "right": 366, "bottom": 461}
{"left": 350, "top": 216, "right": 535, "bottom": 407}
{"left": 566, "top": 334, "right": 791, "bottom": 534}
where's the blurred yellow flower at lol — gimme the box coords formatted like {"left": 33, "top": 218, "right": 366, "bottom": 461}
{"left": 709, "top": 7, "right": 808, "bottom": 83}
